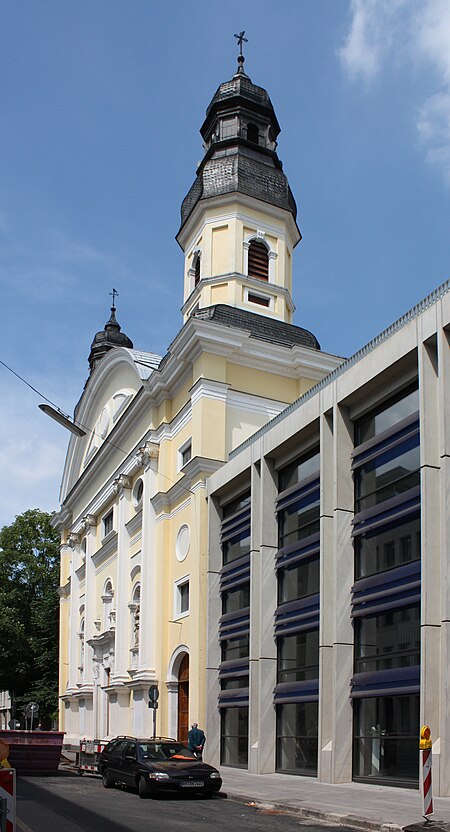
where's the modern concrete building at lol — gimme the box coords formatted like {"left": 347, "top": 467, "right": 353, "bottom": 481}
{"left": 206, "top": 281, "right": 450, "bottom": 791}
{"left": 53, "top": 56, "right": 341, "bottom": 750}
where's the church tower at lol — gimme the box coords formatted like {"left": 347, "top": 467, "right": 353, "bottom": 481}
{"left": 177, "top": 39, "right": 300, "bottom": 324}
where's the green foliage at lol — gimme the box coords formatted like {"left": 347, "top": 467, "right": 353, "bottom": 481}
{"left": 0, "top": 509, "right": 60, "bottom": 724}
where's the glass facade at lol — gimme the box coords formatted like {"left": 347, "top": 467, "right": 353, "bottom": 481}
{"left": 351, "top": 385, "right": 420, "bottom": 787}
{"left": 219, "top": 492, "right": 250, "bottom": 768}
{"left": 353, "top": 695, "right": 419, "bottom": 784}
{"left": 276, "top": 701, "right": 319, "bottom": 775}
{"left": 220, "top": 707, "right": 249, "bottom": 768}
{"left": 275, "top": 449, "right": 320, "bottom": 775}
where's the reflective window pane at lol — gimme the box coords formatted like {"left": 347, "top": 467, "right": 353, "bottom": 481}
{"left": 353, "top": 695, "right": 419, "bottom": 784}
{"left": 355, "top": 605, "right": 420, "bottom": 673}
{"left": 221, "top": 707, "right": 248, "bottom": 768}
{"left": 277, "top": 630, "right": 319, "bottom": 684}
{"left": 277, "top": 701, "right": 318, "bottom": 775}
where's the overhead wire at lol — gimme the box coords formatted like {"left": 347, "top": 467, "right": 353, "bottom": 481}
{"left": 0, "top": 357, "right": 197, "bottom": 498}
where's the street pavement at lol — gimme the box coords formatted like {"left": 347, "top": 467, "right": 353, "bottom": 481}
{"left": 59, "top": 754, "right": 450, "bottom": 831}
{"left": 219, "top": 767, "right": 450, "bottom": 832}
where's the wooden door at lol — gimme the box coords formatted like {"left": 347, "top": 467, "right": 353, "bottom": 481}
{"left": 177, "top": 654, "right": 189, "bottom": 743}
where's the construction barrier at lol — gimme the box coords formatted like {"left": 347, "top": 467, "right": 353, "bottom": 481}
{"left": 0, "top": 768, "right": 15, "bottom": 832}
{"left": 420, "top": 725, "right": 433, "bottom": 818}
{"left": 78, "top": 739, "right": 107, "bottom": 775}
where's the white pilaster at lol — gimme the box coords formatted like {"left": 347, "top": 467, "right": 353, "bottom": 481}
{"left": 110, "top": 476, "right": 132, "bottom": 685}
{"left": 136, "top": 443, "right": 159, "bottom": 681}
{"left": 67, "top": 534, "right": 81, "bottom": 694}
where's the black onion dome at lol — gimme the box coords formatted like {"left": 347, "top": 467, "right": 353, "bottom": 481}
{"left": 88, "top": 305, "right": 133, "bottom": 372}
{"left": 179, "top": 68, "right": 298, "bottom": 233}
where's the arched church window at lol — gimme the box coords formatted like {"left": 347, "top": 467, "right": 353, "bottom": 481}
{"left": 247, "top": 123, "right": 259, "bottom": 144}
{"left": 194, "top": 253, "right": 201, "bottom": 286}
{"left": 248, "top": 240, "right": 269, "bottom": 281}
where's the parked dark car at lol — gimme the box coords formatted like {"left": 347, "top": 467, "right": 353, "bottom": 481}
{"left": 97, "top": 736, "right": 222, "bottom": 798}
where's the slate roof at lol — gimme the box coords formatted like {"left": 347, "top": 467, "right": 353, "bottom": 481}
{"left": 205, "top": 73, "right": 279, "bottom": 133}
{"left": 180, "top": 146, "right": 297, "bottom": 227}
{"left": 192, "top": 304, "right": 320, "bottom": 350}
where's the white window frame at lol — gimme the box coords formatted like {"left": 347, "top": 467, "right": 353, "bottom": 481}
{"left": 102, "top": 508, "right": 114, "bottom": 540}
{"left": 174, "top": 575, "right": 190, "bottom": 619}
{"left": 178, "top": 439, "right": 192, "bottom": 471}
{"left": 243, "top": 231, "right": 277, "bottom": 282}
{"left": 244, "top": 286, "right": 275, "bottom": 310}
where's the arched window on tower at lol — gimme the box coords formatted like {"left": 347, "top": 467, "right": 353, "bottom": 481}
{"left": 248, "top": 239, "right": 269, "bottom": 281}
{"left": 246, "top": 123, "right": 259, "bottom": 145}
{"left": 194, "top": 253, "right": 201, "bottom": 287}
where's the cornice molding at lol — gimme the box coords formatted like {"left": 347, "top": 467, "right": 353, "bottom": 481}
{"left": 181, "top": 272, "right": 295, "bottom": 318}
{"left": 92, "top": 532, "right": 118, "bottom": 569}
{"left": 190, "top": 378, "right": 229, "bottom": 407}
{"left": 151, "top": 456, "right": 223, "bottom": 513}
{"left": 176, "top": 192, "right": 301, "bottom": 250}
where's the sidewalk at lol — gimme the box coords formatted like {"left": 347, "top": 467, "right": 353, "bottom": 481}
{"left": 219, "top": 767, "right": 450, "bottom": 832}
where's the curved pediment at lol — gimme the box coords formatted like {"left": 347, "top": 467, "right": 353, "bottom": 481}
{"left": 59, "top": 347, "right": 160, "bottom": 505}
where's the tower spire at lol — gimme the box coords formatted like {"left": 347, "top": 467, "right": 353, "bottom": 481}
{"left": 88, "top": 290, "right": 133, "bottom": 373}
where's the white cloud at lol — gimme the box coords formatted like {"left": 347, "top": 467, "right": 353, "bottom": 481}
{"left": 339, "top": 0, "right": 409, "bottom": 83}
{"left": 340, "top": 0, "right": 450, "bottom": 182}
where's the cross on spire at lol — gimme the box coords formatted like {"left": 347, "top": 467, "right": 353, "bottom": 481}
{"left": 109, "top": 288, "right": 118, "bottom": 311}
{"left": 234, "top": 30, "right": 248, "bottom": 73}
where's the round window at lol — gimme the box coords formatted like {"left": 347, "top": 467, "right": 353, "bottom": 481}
{"left": 133, "top": 478, "right": 144, "bottom": 508}
{"left": 176, "top": 524, "right": 190, "bottom": 562}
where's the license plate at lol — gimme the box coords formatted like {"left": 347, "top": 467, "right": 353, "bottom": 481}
{"left": 180, "top": 780, "right": 203, "bottom": 788}
{"left": 85, "top": 743, "right": 94, "bottom": 754}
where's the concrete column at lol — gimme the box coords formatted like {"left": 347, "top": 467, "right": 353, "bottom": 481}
{"left": 437, "top": 324, "right": 450, "bottom": 795}
{"left": 319, "top": 401, "right": 354, "bottom": 783}
{"left": 318, "top": 407, "right": 335, "bottom": 782}
{"left": 110, "top": 476, "right": 132, "bottom": 685}
{"left": 418, "top": 335, "right": 442, "bottom": 788}
{"left": 206, "top": 495, "right": 222, "bottom": 768}
{"left": 248, "top": 455, "right": 278, "bottom": 774}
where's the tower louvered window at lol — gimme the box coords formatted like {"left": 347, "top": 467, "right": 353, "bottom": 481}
{"left": 194, "top": 254, "right": 201, "bottom": 286}
{"left": 248, "top": 240, "right": 269, "bottom": 281}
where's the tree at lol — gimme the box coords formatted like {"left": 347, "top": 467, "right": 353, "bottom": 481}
{"left": 0, "top": 509, "right": 60, "bottom": 725}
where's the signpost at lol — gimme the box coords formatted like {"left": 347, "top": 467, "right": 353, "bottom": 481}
{"left": 24, "top": 703, "right": 39, "bottom": 732}
{"left": 148, "top": 686, "right": 159, "bottom": 738}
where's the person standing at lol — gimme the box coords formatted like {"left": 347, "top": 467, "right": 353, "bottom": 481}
{"left": 188, "top": 722, "right": 205, "bottom": 759}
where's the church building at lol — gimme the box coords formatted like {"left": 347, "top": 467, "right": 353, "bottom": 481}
{"left": 53, "top": 51, "right": 341, "bottom": 751}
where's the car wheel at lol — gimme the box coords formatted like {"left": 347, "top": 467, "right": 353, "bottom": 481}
{"left": 102, "top": 769, "right": 114, "bottom": 789}
{"left": 138, "top": 775, "right": 151, "bottom": 799}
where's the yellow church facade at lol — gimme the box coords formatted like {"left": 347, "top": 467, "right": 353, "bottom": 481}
{"left": 54, "top": 58, "right": 342, "bottom": 750}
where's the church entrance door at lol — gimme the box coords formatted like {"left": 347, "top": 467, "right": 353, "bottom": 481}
{"left": 177, "top": 654, "right": 189, "bottom": 743}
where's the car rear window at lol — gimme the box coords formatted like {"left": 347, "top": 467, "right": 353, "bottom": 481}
{"left": 137, "top": 742, "right": 196, "bottom": 761}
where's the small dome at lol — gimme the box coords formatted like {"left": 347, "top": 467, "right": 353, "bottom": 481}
{"left": 88, "top": 304, "right": 133, "bottom": 372}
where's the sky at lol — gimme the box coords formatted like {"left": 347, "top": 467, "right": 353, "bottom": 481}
{"left": 0, "top": 0, "right": 449, "bottom": 529}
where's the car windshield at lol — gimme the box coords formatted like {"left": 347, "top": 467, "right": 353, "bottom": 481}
{"left": 138, "top": 742, "right": 196, "bottom": 761}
